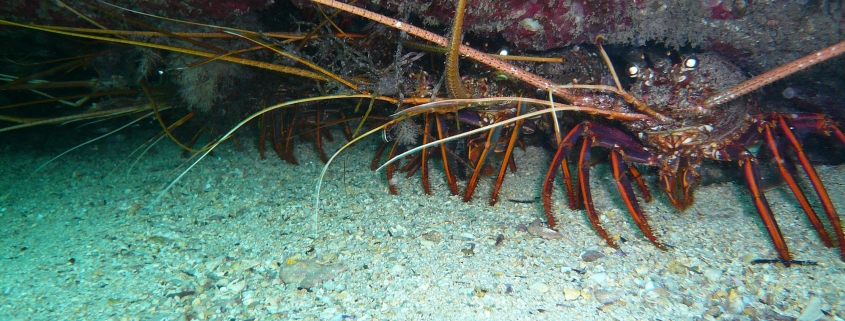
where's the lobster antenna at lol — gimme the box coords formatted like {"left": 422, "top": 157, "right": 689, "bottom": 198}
{"left": 445, "top": 0, "right": 470, "bottom": 99}
{"left": 703, "top": 39, "right": 845, "bottom": 107}
{"left": 595, "top": 36, "right": 624, "bottom": 92}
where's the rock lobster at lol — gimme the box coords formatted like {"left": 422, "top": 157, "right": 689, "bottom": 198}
{"left": 310, "top": 0, "right": 845, "bottom": 265}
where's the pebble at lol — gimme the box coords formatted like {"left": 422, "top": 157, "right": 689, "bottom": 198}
{"left": 757, "top": 289, "right": 774, "bottom": 305}
{"left": 594, "top": 290, "right": 618, "bottom": 304}
{"left": 703, "top": 268, "right": 722, "bottom": 282}
{"left": 728, "top": 289, "right": 744, "bottom": 314}
{"left": 330, "top": 314, "right": 356, "bottom": 321}
{"left": 580, "top": 288, "right": 592, "bottom": 300}
{"left": 320, "top": 308, "right": 338, "bottom": 320}
{"left": 634, "top": 266, "right": 648, "bottom": 276}
{"left": 456, "top": 232, "right": 475, "bottom": 240}
{"left": 580, "top": 250, "right": 605, "bottom": 262}
{"left": 652, "top": 287, "right": 670, "bottom": 297}
{"left": 322, "top": 280, "right": 344, "bottom": 291}
{"left": 526, "top": 219, "right": 563, "bottom": 240}
{"left": 389, "top": 225, "right": 408, "bottom": 237}
{"left": 644, "top": 280, "right": 655, "bottom": 291}
{"left": 797, "top": 297, "right": 823, "bottom": 321}
{"left": 587, "top": 273, "right": 608, "bottom": 285}
{"left": 472, "top": 287, "right": 489, "bottom": 297}
{"left": 529, "top": 282, "right": 549, "bottom": 293}
{"left": 420, "top": 231, "right": 442, "bottom": 241}
{"left": 563, "top": 288, "right": 581, "bottom": 301}
{"left": 226, "top": 279, "right": 247, "bottom": 293}
{"left": 327, "top": 240, "right": 347, "bottom": 252}
{"left": 280, "top": 259, "right": 348, "bottom": 290}
{"left": 388, "top": 264, "right": 406, "bottom": 276}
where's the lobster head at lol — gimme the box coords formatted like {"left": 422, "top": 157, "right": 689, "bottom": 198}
{"left": 623, "top": 50, "right": 754, "bottom": 209}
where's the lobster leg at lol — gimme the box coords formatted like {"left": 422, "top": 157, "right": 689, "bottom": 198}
{"left": 776, "top": 115, "right": 845, "bottom": 261}
{"left": 560, "top": 153, "right": 580, "bottom": 210}
{"left": 490, "top": 104, "right": 525, "bottom": 206}
{"left": 739, "top": 152, "right": 792, "bottom": 263}
{"left": 507, "top": 152, "right": 518, "bottom": 173}
{"left": 659, "top": 161, "right": 697, "bottom": 210}
{"left": 762, "top": 124, "right": 834, "bottom": 247}
{"left": 371, "top": 141, "right": 390, "bottom": 171}
{"left": 402, "top": 149, "right": 437, "bottom": 178}
{"left": 680, "top": 163, "right": 698, "bottom": 209}
{"left": 339, "top": 110, "right": 353, "bottom": 142}
{"left": 544, "top": 122, "right": 665, "bottom": 249}
{"left": 420, "top": 113, "right": 432, "bottom": 195}
{"left": 464, "top": 126, "right": 502, "bottom": 202}
{"left": 542, "top": 123, "right": 586, "bottom": 228}
{"left": 610, "top": 150, "right": 666, "bottom": 250}
{"left": 272, "top": 111, "right": 288, "bottom": 161}
{"left": 660, "top": 174, "right": 684, "bottom": 210}
{"left": 627, "top": 165, "right": 652, "bottom": 203}
{"left": 833, "top": 125, "right": 845, "bottom": 145}
{"left": 284, "top": 108, "right": 299, "bottom": 165}
{"left": 401, "top": 151, "right": 422, "bottom": 174}
{"left": 577, "top": 135, "right": 619, "bottom": 249}
{"left": 436, "top": 114, "right": 459, "bottom": 195}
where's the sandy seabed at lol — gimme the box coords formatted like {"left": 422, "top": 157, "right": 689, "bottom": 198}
{"left": 1, "top": 125, "right": 843, "bottom": 321}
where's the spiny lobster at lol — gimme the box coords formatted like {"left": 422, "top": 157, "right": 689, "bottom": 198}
{"left": 310, "top": 0, "right": 845, "bottom": 265}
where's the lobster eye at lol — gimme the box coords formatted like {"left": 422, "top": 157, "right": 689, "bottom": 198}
{"left": 626, "top": 64, "right": 641, "bottom": 77}
{"left": 683, "top": 56, "right": 698, "bottom": 69}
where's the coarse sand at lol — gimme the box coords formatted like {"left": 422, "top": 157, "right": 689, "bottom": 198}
{"left": 1, "top": 125, "right": 843, "bottom": 320}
